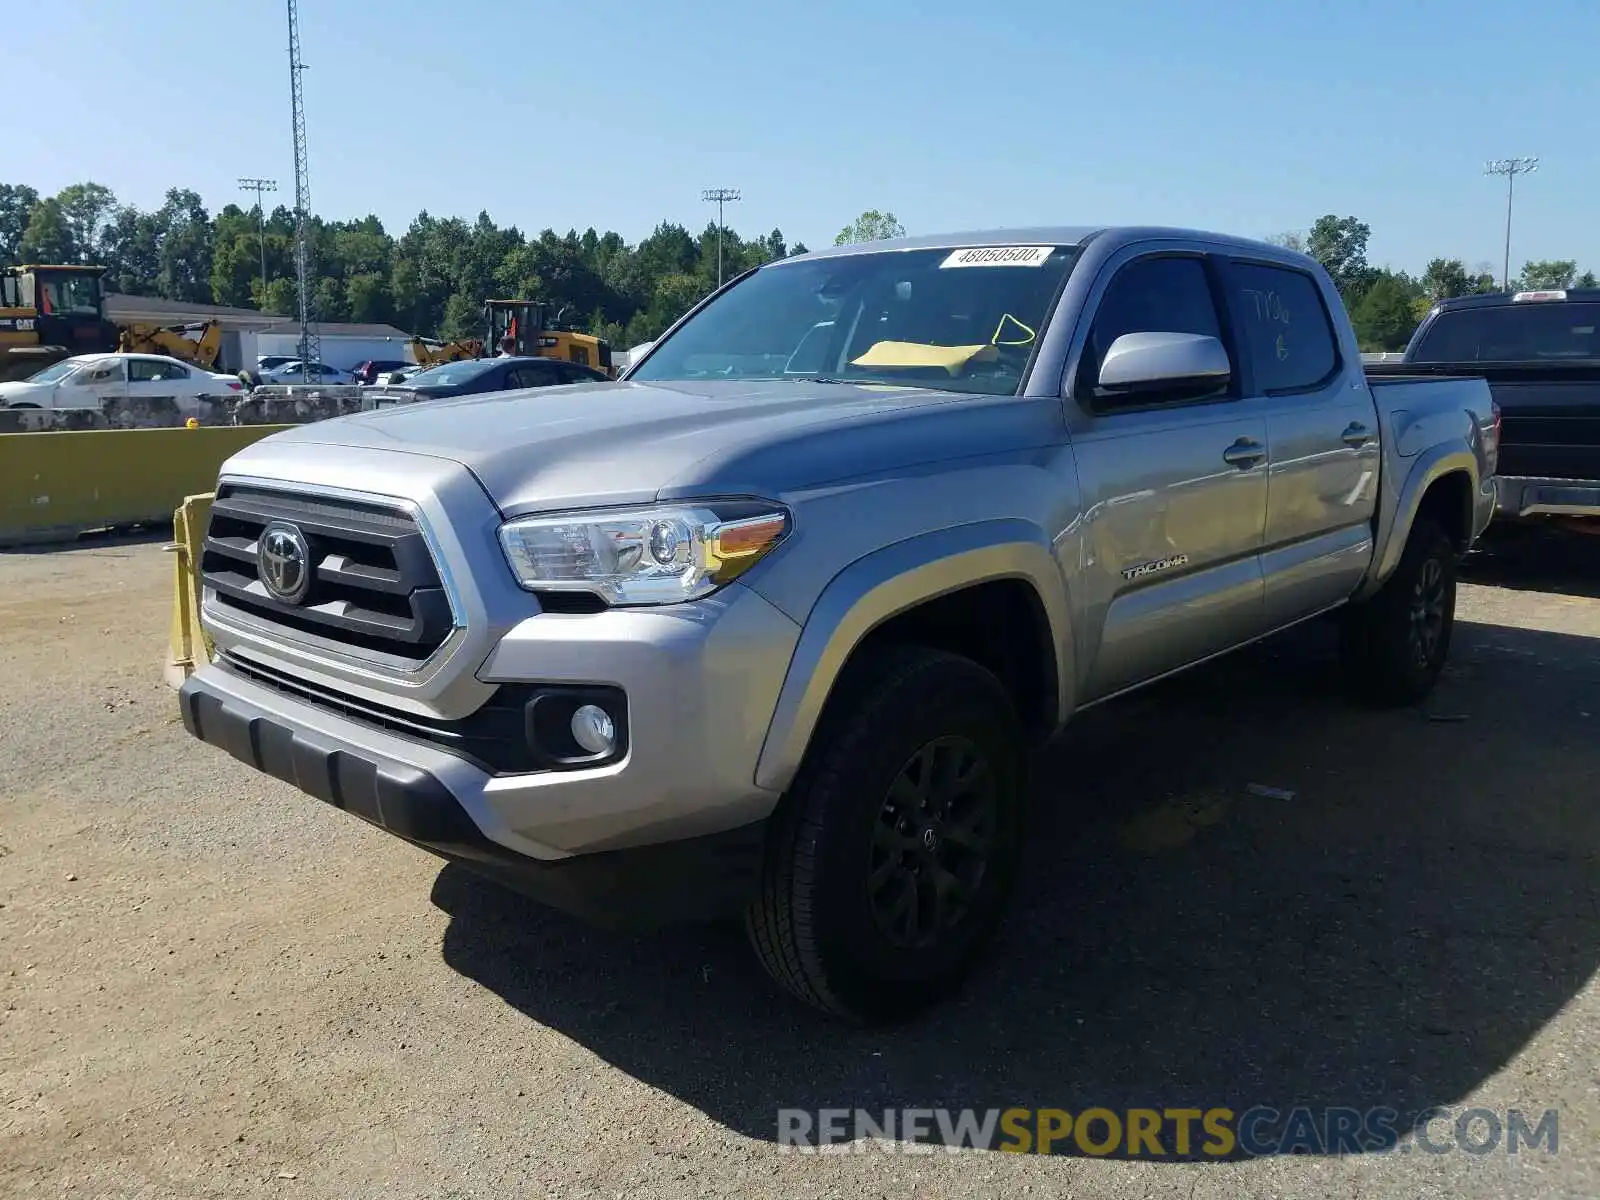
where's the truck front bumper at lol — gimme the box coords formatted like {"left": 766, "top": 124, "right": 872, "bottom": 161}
{"left": 182, "top": 576, "right": 802, "bottom": 930}
{"left": 179, "top": 660, "right": 772, "bottom": 929}
{"left": 1495, "top": 474, "right": 1600, "bottom": 520}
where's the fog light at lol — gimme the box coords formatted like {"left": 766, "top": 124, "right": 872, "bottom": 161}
{"left": 570, "top": 704, "right": 616, "bottom": 756}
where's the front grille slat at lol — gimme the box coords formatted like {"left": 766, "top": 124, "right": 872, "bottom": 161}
{"left": 204, "top": 534, "right": 259, "bottom": 565}
{"left": 201, "top": 484, "right": 455, "bottom": 664}
{"left": 316, "top": 555, "right": 406, "bottom": 594}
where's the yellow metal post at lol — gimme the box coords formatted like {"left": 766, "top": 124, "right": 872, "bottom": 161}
{"left": 164, "top": 492, "right": 214, "bottom": 689}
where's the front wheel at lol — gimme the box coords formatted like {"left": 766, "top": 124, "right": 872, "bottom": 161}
{"left": 1339, "top": 517, "right": 1458, "bottom": 706}
{"left": 745, "top": 645, "right": 1027, "bottom": 1024}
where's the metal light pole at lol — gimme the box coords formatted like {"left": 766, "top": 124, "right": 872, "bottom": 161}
{"left": 1484, "top": 157, "right": 1538, "bottom": 292}
{"left": 286, "top": 0, "right": 320, "bottom": 375}
{"left": 237, "top": 177, "right": 278, "bottom": 306}
{"left": 700, "top": 188, "right": 741, "bottom": 288}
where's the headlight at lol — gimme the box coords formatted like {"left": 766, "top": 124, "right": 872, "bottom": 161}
{"left": 498, "top": 502, "right": 791, "bottom": 606}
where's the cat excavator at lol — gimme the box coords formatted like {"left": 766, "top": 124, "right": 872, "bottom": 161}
{"left": 116, "top": 320, "right": 223, "bottom": 371}
{"left": 0, "top": 264, "right": 119, "bottom": 382}
{"left": 1, "top": 264, "right": 227, "bottom": 380}
{"left": 408, "top": 333, "right": 485, "bottom": 367}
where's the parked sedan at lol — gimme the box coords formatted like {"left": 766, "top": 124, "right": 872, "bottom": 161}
{"left": 368, "top": 355, "right": 608, "bottom": 402}
{"left": 259, "top": 360, "right": 357, "bottom": 385}
{"left": 373, "top": 364, "right": 428, "bottom": 386}
{"left": 0, "top": 353, "right": 246, "bottom": 412}
{"left": 350, "top": 358, "right": 413, "bottom": 386}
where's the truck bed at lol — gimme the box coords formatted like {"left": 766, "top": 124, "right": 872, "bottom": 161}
{"left": 1367, "top": 359, "right": 1600, "bottom": 481}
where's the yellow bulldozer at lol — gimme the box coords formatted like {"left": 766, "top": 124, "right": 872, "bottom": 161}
{"left": 0, "top": 264, "right": 120, "bottom": 382}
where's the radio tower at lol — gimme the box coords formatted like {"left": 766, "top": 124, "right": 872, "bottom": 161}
{"left": 287, "top": 0, "right": 320, "bottom": 377}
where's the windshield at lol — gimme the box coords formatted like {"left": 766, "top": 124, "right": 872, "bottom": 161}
{"left": 41, "top": 273, "right": 102, "bottom": 316}
{"left": 26, "top": 358, "right": 90, "bottom": 384}
{"left": 628, "top": 244, "right": 1080, "bottom": 395}
{"left": 1411, "top": 301, "right": 1600, "bottom": 362}
{"left": 401, "top": 360, "right": 497, "bottom": 387}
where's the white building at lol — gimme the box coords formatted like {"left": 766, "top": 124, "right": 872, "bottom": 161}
{"left": 613, "top": 341, "right": 654, "bottom": 372}
{"left": 104, "top": 292, "right": 417, "bottom": 373}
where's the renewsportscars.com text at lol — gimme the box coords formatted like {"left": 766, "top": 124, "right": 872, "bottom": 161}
{"left": 777, "top": 1106, "right": 1559, "bottom": 1157}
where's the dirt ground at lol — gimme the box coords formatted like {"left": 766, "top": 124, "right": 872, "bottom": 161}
{"left": 2, "top": 528, "right": 1598, "bottom": 1199}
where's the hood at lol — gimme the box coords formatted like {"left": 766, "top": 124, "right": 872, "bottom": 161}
{"left": 0, "top": 381, "right": 53, "bottom": 405}
{"left": 251, "top": 378, "right": 1057, "bottom": 515}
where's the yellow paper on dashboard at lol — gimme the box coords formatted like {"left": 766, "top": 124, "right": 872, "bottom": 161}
{"left": 849, "top": 341, "right": 998, "bottom": 376}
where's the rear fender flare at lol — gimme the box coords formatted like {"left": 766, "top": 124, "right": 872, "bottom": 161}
{"left": 752, "top": 519, "right": 1073, "bottom": 793}
{"left": 1361, "top": 445, "right": 1477, "bottom": 599}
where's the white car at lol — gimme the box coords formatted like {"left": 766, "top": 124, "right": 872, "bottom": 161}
{"left": 259, "top": 359, "right": 356, "bottom": 385}
{"left": 0, "top": 353, "right": 246, "bottom": 414}
{"left": 370, "top": 364, "right": 428, "bottom": 386}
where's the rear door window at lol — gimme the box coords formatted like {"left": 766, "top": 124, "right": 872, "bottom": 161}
{"left": 130, "top": 358, "right": 188, "bottom": 382}
{"left": 1411, "top": 301, "right": 1600, "bottom": 362}
{"left": 1221, "top": 262, "right": 1340, "bottom": 394}
{"left": 509, "top": 363, "right": 563, "bottom": 388}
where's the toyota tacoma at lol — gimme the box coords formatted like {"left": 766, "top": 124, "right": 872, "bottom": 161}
{"left": 178, "top": 226, "right": 1498, "bottom": 1022}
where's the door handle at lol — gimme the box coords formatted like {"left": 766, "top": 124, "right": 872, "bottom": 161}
{"left": 1342, "top": 422, "right": 1374, "bottom": 447}
{"left": 1222, "top": 437, "right": 1266, "bottom": 469}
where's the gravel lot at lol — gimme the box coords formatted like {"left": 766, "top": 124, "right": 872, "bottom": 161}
{"left": 2, "top": 528, "right": 1598, "bottom": 1199}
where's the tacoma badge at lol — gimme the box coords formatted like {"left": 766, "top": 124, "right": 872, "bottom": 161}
{"left": 1121, "top": 554, "right": 1189, "bottom": 581}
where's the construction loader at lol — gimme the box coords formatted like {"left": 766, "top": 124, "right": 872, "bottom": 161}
{"left": 485, "top": 300, "right": 615, "bottom": 376}
{"left": 0, "top": 264, "right": 119, "bottom": 382}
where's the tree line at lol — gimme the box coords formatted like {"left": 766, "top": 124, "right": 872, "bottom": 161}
{"left": 1, "top": 181, "right": 1590, "bottom": 353}
{"left": 0, "top": 180, "right": 824, "bottom": 350}
{"left": 1270, "top": 215, "right": 1596, "bottom": 351}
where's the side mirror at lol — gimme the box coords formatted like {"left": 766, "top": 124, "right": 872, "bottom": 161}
{"left": 1095, "top": 332, "right": 1230, "bottom": 399}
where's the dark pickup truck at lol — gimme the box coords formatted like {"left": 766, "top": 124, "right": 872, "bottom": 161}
{"left": 1368, "top": 288, "right": 1600, "bottom": 525}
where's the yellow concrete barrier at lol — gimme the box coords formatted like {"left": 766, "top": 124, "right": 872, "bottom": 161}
{"left": 0, "top": 425, "right": 292, "bottom": 546}
{"left": 164, "top": 493, "right": 215, "bottom": 689}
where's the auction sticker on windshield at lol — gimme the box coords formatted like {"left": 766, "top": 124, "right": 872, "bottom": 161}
{"left": 939, "top": 246, "right": 1055, "bottom": 268}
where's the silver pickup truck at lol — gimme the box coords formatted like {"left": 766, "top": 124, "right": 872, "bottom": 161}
{"left": 178, "top": 226, "right": 1498, "bottom": 1023}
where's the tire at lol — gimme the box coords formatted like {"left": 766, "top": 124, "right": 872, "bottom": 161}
{"left": 745, "top": 645, "right": 1027, "bottom": 1024}
{"left": 1339, "top": 517, "right": 1458, "bottom": 707}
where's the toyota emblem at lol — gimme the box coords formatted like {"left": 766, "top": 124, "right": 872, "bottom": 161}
{"left": 257, "top": 521, "right": 312, "bottom": 604}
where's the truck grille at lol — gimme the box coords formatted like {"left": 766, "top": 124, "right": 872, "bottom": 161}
{"left": 200, "top": 484, "right": 456, "bottom": 664}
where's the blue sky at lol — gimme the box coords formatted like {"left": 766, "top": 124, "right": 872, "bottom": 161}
{"left": 15, "top": 0, "right": 1598, "bottom": 274}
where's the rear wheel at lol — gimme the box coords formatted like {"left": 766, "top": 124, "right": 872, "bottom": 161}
{"left": 1339, "top": 517, "right": 1457, "bottom": 706}
{"left": 745, "top": 645, "right": 1027, "bottom": 1024}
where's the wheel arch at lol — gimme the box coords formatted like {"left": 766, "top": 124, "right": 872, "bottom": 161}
{"left": 1360, "top": 447, "right": 1478, "bottom": 600}
{"left": 752, "top": 519, "right": 1073, "bottom": 794}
